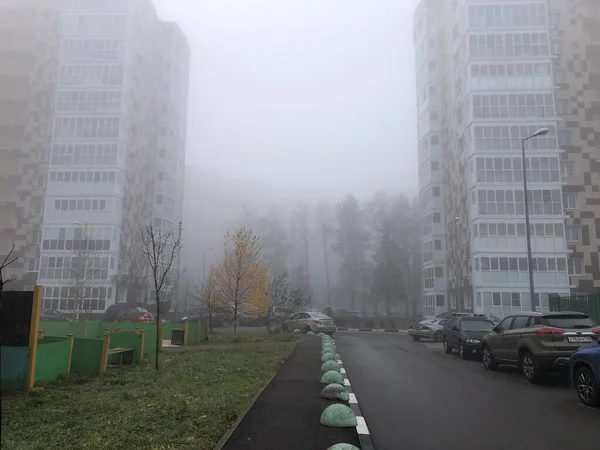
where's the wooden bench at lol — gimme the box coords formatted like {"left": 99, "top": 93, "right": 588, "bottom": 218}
{"left": 107, "top": 347, "right": 135, "bottom": 367}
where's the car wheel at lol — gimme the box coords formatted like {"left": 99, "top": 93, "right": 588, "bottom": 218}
{"left": 281, "top": 324, "right": 289, "bottom": 332}
{"left": 575, "top": 366, "right": 599, "bottom": 407}
{"left": 303, "top": 326, "right": 311, "bottom": 334}
{"left": 443, "top": 338, "right": 452, "bottom": 354}
{"left": 458, "top": 341, "right": 468, "bottom": 360}
{"left": 412, "top": 335, "right": 422, "bottom": 341}
{"left": 433, "top": 331, "right": 441, "bottom": 342}
{"left": 520, "top": 351, "right": 541, "bottom": 383}
{"left": 482, "top": 345, "right": 498, "bottom": 371}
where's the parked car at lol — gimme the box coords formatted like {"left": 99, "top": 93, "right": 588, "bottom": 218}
{"left": 180, "top": 307, "right": 233, "bottom": 328}
{"left": 570, "top": 344, "right": 600, "bottom": 407}
{"left": 481, "top": 311, "right": 600, "bottom": 383}
{"left": 40, "top": 309, "right": 67, "bottom": 322}
{"left": 409, "top": 318, "right": 447, "bottom": 342}
{"left": 334, "top": 309, "right": 362, "bottom": 319}
{"left": 283, "top": 311, "right": 335, "bottom": 335}
{"left": 442, "top": 315, "right": 496, "bottom": 359}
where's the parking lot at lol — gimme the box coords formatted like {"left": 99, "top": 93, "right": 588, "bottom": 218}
{"left": 335, "top": 331, "right": 600, "bottom": 450}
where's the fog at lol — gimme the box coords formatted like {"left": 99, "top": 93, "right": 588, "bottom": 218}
{"left": 154, "top": 0, "right": 421, "bottom": 311}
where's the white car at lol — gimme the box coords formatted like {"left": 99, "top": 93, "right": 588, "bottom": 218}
{"left": 409, "top": 319, "right": 448, "bottom": 342}
{"left": 283, "top": 311, "right": 336, "bottom": 335}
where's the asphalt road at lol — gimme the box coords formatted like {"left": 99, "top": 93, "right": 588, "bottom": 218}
{"left": 335, "top": 331, "right": 600, "bottom": 450}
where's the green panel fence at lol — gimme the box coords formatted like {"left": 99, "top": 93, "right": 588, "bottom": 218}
{"left": 35, "top": 340, "right": 71, "bottom": 383}
{"left": 108, "top": 332, "right": 143, "bottom": 363}
{"left": 549, "top": 293, "right": 600, "bottom": 324}
{"left": 70, "top": 338, "right": 104, "bottom": 375}
{"left": 1, "top": 346, "right": 30, "bottom": 390}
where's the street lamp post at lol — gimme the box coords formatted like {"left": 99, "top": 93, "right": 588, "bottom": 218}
{"left": 521, "top": 127, "right": 549, "bottom": 312}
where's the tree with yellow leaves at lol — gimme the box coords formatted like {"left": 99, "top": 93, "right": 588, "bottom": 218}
{"left": 212, "top": 227, "right": 270, "bottom": 332}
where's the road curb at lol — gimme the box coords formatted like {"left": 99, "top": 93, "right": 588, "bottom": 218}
{"left": 213, "top": 340, "right": 300, "bottom": 450}
{"left": 336, "top": 357, "right": 376, "bottom": 450}
{"left": 336, "top": 328, "right": 407, "bottom": 334}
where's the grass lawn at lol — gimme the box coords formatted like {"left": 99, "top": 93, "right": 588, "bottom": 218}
{"left": 206, "top": 329, "right": 300, "bottom": 345}
{"left": 1, "top": 345, "right": 294, "bottom": 450}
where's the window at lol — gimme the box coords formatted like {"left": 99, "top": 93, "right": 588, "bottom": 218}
{"left": 496, "top": 317, "right": 513, "bottom": 331}
{"left": 436, "top": 295, "right": 445, "bottom": 307}
{"left": 434, "top": 240, "right": 442, "bottom": 250}
{"left": 558, "top": 130, "right": 572, "bottom": 146}
{"left": 565, "top": 225, "right": 582, "bottom": 242}
{"left": 475, "top": 157, "right": 559, "bottom": 184}
{"left": 423, "top": 267, "right": 435, "bottom": 289}
{"left": 432, "top": 212, "right": 441, "bottom": 223}
{"left": 60, "top": 38, "right": 124, "bottom": 61}
{"left": 560, "top": 160, "right": 575, "bottom": 178}
{"left": 431, "top": 161, "right": 440, "bottom": 170}
{"left": 50, "top": 143, "right": 119, "bottom": 166}
{"left": 555, "top": 99, "right": 571, "bottom": 115}
{"left": 468, "top": 4, "right": 547, "bottom": 28}
{"left": 432, "top": 186, "right": 441, "bottom": 197}
{"left": 435, "top": 267, "right": 443, "bottom": 278}
{"left": 450, "top": 294, "right": 457, "bottom": 309}
{"left": 56, "top": 90, "right": 122, "bottom": 113}
{"left": 568, "top": 259, "right": 583, "bottom": 276}
{"left": 59, "top": 64, "right": 124, "bottom": 86}
{"left": 474, "top": 125, "right": 557, "bottom": 151}
{"left": 53, "top": 116, "right": 121, "bottom": 140}
{"left": 562, "top": 192, "right": 578, "bottom": 210}
{"left": 472, "top": 93, "right": 555, "bottom": 119}
{"left": 553, "top": 68, "right": 566, "bottom": 85}
{"left": 468, "top": 32, "right": 550, "bottom": 59}
{"left": 477, "top": 189, "right": 562, "bottom": 216}
{"left": 511, "top": 316, "right": 529, "bottom": 329}
{"left": 463, "top": 292, "right": 471, "bottom": 309}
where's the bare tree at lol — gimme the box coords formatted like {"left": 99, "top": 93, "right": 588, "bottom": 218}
{"left": 68, "top": 225, "right": 102, "bottom": 321}
{"left": 194, "top": 269, "right": 217, "bottom": 332}
{"left": 141, "top": 222, "right": 183, "bottom": 370}
{"left": 315, "top": 202, "right": 334, "bottom": 307}
{"left": 266, "top": 271, "right": 309, "bottom": 334}
{"left": 0, "top": 244, "right": 18, "bottom": 301}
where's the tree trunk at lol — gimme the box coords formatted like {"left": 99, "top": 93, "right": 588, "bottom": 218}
{"left": 385, "top": 294, "right": 391, "bottom": 317}
{"left": 155, "top": 292, "right": 160, "bottom": 371}
{"left": 233, "top": 303, "right": 238, "bottom": 333}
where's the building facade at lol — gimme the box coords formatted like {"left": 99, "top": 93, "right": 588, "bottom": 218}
{"left": 414, "top": 0, "right": 599, "bottom": 319}
{"left": 1, "top": 0, "right": 189, "bottom": 313}
{"left": 547, "top": 0, "right": 600, "bottom": 294}
{"left": 0, "top": 0, "right": 60, "bottom": 291}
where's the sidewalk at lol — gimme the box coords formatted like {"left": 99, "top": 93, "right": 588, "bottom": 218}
{"left": 219, "top": 338, "right": 361, "bottom": 450}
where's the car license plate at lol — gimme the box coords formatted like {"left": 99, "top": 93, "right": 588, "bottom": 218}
{"left": 567, "top": 336, "right": 592, "bottom": 343}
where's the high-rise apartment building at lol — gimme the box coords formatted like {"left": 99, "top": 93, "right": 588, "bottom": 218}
{"left": 0, "top": 0, "right": 190, "bottom": 313}
{"left": 414, "top": 0, "right": 598, "bottom": 319}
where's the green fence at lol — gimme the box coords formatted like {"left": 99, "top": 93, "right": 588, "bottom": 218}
{"left": 0, "top": 346, "right": 30, "bottom": 390}
{"left": 549, "top": 293, "right": 600, "bottom": 324}
{"left": 35, "top": 340, "right": 71, "bottom": 383}
{"left": 70, "top": 338, "right": 104, "bottom": 375}
{"left": 108, "top": 332, "right": 143, "bottom": 363}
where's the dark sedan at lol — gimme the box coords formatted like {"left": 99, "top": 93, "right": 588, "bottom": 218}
{"left": 570, "top": 344, "right": 600, "bottom": 407}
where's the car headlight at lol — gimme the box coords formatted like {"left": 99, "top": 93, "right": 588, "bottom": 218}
{"left": 465, "top": 339, "right": 480, "bottom": 344}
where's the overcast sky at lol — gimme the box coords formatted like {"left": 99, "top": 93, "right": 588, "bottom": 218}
{"left": 154, "top": 0, "right": 419, "bottom": 200}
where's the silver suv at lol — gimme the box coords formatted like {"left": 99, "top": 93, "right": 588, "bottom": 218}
{"left": 481, "top": 311, "right": 600, "bottom": 383}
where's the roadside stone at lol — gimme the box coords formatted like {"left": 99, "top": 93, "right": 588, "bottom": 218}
{"left": 307, "top": 331, "right": 315, "bottom": 336}
{"left": 322, "top": 345, "right": 335, "bottom": 353}
{"left": 320, "top": 404, "right": 358, "bottom": 428}
{"left": 321, "top": 383, "right": 349, "bottom": 401}
{"left": 326, "top": 444, "right": 360, "bottom": 450}
{"left": 321, "top": 370, "right": 344, "bottom": 385}
{"left": 321, "top": 352, "right": 335, "bottom": 362}
{"left": 321, "top": 360, "right": 341, "bottom": 373}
